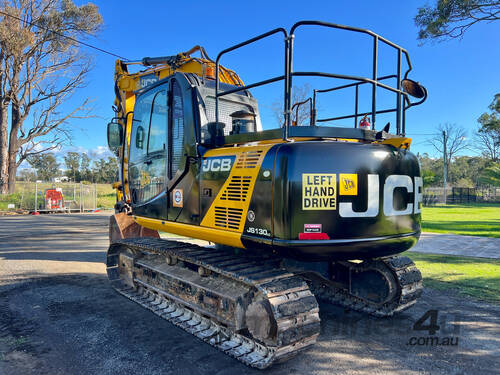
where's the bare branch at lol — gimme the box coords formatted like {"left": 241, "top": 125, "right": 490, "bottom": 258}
{"left": 427, "top": 123, "right": 469, "bottom": 179}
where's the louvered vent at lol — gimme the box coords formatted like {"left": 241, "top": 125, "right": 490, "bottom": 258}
{"left": 214, "top": 207, "right": 243, "bottom": 230}
{"left": 220, "top": 176, "right": 251, "bottom": 201}
{"left": 235, "top": 151, "right": 262, "bottom": 169}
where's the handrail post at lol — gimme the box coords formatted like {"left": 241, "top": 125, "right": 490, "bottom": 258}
{"left": 402, "top": 97, "right": 407, "bottom": 135}
{"left": 312, "top": 90, "right": 317, "bottom": 126}
{"left": 284, "top": 35, "right": 290, "bottom": 138}
{"left": 284, "top": 34, "right": 294, "bottom": 140}
{"left": 215, "top": 62, "right": 220, "bottom": 124}
{"left": 396, "top": 49, "right": 402, "bottom": 135}
{"left": 371, "top": 36, "right": 378, "bottom": 130}
{"left": 354, "top": 84, "right": 359, "bottom": 128}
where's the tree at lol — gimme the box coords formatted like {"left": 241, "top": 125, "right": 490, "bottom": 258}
{"left": 79, "top": 152, "right": 91, "bottom": 181}
{"left": 428, "top": 123, "right": 468, "bottom": 181}
{"left": 26, "top": 152, "right": 59, "bottom": 181}
{"left": 418, "top": 153, "right": 443, "bottom": 186}
{"left": 272, "top": 84, "right": 313, "bottom": 127}
{"left": 474, "top": 94, "right": 500, "bottom": 161}
{"left": 18, "top": 168, "right": 36, "bottom": 181}
{"left": 415, "top": 0, "right": 500, "bottom": 42}
{"left": 0, "top": 0, "right": 103, "bottom": 194}
{"left": 92, "top": 156, "right": 117, "bottom": 183}
{"left": 0, "top": 16, "right": 16, "bottom": 193}
{"left": 479, "top": 163, "right": 500, "bottom": 186}
{"left": 64, "top": 151, "right": 80, "bottom": 181}
{"left": 449, "top": 155, "right": 490, "bottom": 185}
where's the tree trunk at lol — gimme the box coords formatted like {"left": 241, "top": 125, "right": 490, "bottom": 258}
{"left": 7, "top": 104, "right": 20, "bottom": 194}
{"left": 0, "top": 102, "right": 9, "bottom": 195}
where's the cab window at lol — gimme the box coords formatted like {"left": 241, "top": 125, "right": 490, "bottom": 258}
{"left": 129, "top": 90, "right": 155, "bottom": 164}
{"left": 170, "top": 80, "right": 184, "bottom": 178}
{"left": 129, "top": 85, "right": 168, "bottom": 204}
{"left": 148, "top": 90, "right": 168, "bottom": 153}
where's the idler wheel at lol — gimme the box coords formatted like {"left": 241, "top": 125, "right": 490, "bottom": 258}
{"left": 245, "top": 300, "right": 277, "bottom": 342}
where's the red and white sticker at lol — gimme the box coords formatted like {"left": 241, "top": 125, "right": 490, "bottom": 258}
{"left": 304, "top": 224, "right": 322, "bottom": 233}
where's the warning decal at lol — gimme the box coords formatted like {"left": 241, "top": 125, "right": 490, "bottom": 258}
{"left": 302, "top": 174, "right": 337, "bottom": 210}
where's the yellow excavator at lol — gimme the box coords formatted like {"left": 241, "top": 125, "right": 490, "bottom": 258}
{"left": 106, "top": 21, "right": 427, "bottom": 368}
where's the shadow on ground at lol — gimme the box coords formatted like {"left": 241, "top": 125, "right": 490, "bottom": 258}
{"left": 1, "top": 274, "right": 499, "bottom": 375}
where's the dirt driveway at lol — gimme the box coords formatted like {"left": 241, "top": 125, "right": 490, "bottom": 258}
{"left": 0, "top": 213, "right": 499, "bottom": 375}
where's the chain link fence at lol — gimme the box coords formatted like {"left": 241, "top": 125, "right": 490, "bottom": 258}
{"left": 8, "top": 182, "right": 98, "bottom": 212}
{"left": 424, "top": 186, "right": 500, "bottom": 205}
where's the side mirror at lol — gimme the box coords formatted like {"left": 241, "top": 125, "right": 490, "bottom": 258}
{"left": 401, "top": 79, "right": 427, "bottom": 99}
{"left": 136, "top": 126, "right": 145, "bottom": 149}
{"left": 107, "top": 121, "right": 123, "bottom": 155}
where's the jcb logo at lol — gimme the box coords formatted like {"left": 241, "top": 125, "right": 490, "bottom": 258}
{"left": 340, "top": 174, "right": 357, "bottom": 196}
{"left": 343, "top": 179, "right": 355, "bottom": 191}
{"left": 339, "top": 174, "right": 423, "bottom": 217}
{"left": 202, "top": 157, "right": 233, "bottom": 172}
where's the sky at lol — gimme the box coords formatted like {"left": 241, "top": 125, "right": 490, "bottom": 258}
{"left": 47, "top": 0, "right": 500, "bottom": 164}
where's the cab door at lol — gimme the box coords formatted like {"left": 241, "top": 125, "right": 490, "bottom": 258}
{"left": 166, "top": 77, "right": 200, "bottom": 223}
{"left": 166, "top": 78, "right": 187, "bottom": 221}
{"left": 128, "top": 82, "right": 169, "bottom": 219}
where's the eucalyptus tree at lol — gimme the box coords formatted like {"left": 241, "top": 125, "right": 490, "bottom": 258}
{"left": 0, "top": 0, "right": 102, "bottom": 193}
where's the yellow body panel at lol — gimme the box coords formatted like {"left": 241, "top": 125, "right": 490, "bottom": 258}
{"left": 135, "top": 143, "right": 274, "bottom": 248}
{"left": 134, "top": 216, "right": 244, "bottom": 248}
{"left": 200, "top": 144, "right": 274, "bottom": 232}
{"left": 378, "top": 137, "right": 412, "bottom": 149}
{"left": 115, "top": 57, "right": 243, "bottom": 96}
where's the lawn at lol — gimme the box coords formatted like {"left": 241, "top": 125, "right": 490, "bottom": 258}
{"left": 407, "top": 252, "right": 500, "bottom": 304}
{"left": 95, "top": 184, "right": 116, "bottom": 209}
{"left": 421, "top": 203, "right": 500, "bottom": 238}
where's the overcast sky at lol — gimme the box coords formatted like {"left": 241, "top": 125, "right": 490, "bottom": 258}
{"left": 54, "top": 0, "right": 500, "bottom": 162}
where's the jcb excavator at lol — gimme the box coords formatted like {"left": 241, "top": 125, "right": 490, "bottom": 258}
{"left": 106, "top": 21, "right": 427, "bottom": 368}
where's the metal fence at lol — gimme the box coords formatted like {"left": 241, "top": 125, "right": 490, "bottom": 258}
{"left": 10, "top": 182, "right": 98, "bottom": 212}
{"left": 423, "top": 186, "right": 500, "bottom": 205}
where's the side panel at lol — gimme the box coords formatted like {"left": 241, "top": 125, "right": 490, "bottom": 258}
{"left": 241, "top": 145, "right": 279, "bottom": 246}
{"left": 272, "top": 141, "right": 421, "bottom": 260}
{"left": 133, "top": 143, "right": 276, "bottom": 249}
{"left": 200, "top": 145, "right": 274, "bottom": 233}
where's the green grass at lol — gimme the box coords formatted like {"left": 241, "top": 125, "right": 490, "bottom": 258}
{"left": 97, "top": 192, "right": 116, "bottom": 209}
{"left": 421, "top": 203, "right": 500, "bottom": 238}
{"left": 407, "top": 252, "right": 500, "bottom": 304}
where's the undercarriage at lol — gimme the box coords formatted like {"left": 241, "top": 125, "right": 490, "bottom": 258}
{"left": 106, "top": 237, "right": 422, "bottom": 368}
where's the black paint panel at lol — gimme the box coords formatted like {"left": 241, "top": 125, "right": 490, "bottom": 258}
{"left": 271, "top": 232, "right": 419, "bottom": 260}
{"left": 133, "top": 191, "right": 167, "bottom": 219}
{"left": 241, "top": 145, "right": 279, "bottom": 244}
{"left": 270, "top": 141, "right": 421, "bottom": 260}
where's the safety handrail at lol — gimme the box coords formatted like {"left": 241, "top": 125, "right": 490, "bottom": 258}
{"left": 214, "top": 20, "right": 423, "bottom": 139}
{"left": 215, "top": 28, "right": 289, "bottom": 129}
{"left": 312, "top": 75, "right": 407, "bottom": 129}
{"left": 287, "top": 20, "right": 411, "bottom": 135}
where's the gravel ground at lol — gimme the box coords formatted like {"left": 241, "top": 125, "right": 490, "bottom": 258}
{"left": 0, "top": 213, "right": 499, "bottom": 375}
